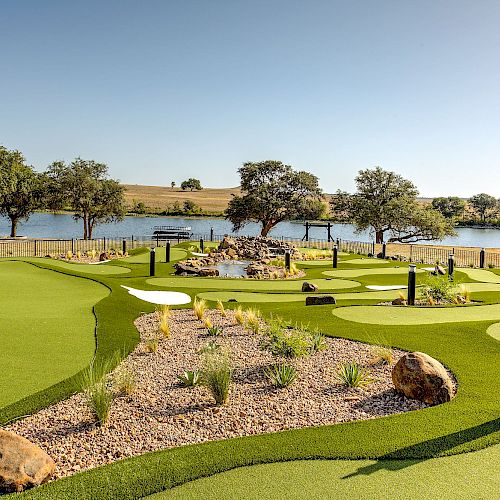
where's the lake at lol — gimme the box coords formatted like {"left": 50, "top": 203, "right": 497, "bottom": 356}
{"left": 1, "top": 213, "right": 500, "bottom": 248}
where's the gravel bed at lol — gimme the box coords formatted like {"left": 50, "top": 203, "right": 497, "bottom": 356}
{"left": 8, "top": 309, "right": 431, "bottom": 480}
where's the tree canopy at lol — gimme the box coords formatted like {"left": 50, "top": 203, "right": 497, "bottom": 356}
{"left": 431, "top": 197, "right": 466, "bottom": 219}
{"left": 45, "top": 158, "right": 126, "bottom": 239}
{"left": 0, "top": 146, "right": 43, "bottom": 237}
{"left": 225, "top": 160, "right": 324, "bottom": 236}
{"left": 181, "top": 178, "right": 202, "bottom": 191}
{"left": 468, "top": 193, "right": 498, "bottom": 222}
{"left": 330, "top": 167, "right": 456, "bottom": 243}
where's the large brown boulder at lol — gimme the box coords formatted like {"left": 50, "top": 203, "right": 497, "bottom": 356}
{"left": 174, "top": 263, "right": 200, "bottom": 275}
{"left": 305, "top": 295, "right": 336, "bottom": 306}
{"left": 392, "top": 352, "right": 454, "bottom": 405}
{"left": 302, "top": 282, "right": 318, "bottom": 292}
{"left": 198, "top": 268, "right": 220, "bottom": 277}
{"left": 0, "top": 430, "right": 55, "bottom": 492}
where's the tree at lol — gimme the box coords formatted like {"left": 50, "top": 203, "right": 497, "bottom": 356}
{"left": 183, "top": 200, "right": 199, "bottom": 213}
{"left": 468, "top": 193, "right": 497, "bottom": 222}
{"left": 431, "top": 197, "right": 466, "bottom": 219}
{"left": 225, "top": 160, "right": 323, "bottom": 236}
{"left": 181, "top": 178, "right": 202, "bottom": 191}
{"left": 0, "top": 146, "right": 44, "bottom": 237}
{"left": 45, "top": 158, "right": 126, "bottom": 239}
{"left": 171, "top": 181, "right": 176, "bottom": 189}
{"left": 330, "top": 167, "right": 456, "bottom": 243}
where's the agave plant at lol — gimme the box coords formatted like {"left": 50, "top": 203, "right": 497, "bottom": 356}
{"left": 177, "top": 370, "right": 202, "bottom": 387}
{"left": 265, "top": 363, "right": 297, "bottom": 388}
{"left": 336, "top": 362, "right": 374, "bottom": 388}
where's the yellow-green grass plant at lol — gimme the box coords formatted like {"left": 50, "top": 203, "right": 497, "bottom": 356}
{"left": 370, "top": 346, "right": 394, "bottom": 366}
{"left": 234, "top": 306, "right": 245, "bottom": 325}
{"left": 193, "top": 298, "right": 208, "bottom": 320}
{"left": 114, "top": 366, "right": 137, "bottom": 395}
{"left": 201, "top": 347, "right": 232, "bottom": 405}
{"left": 145, "top": 337, "right": 159, "bottom": 353}
{"left": 216, "top": 299, "right": 227, "bottom": 317}
{"left": 245, "top": 308, "right": 261, "bottom": 334}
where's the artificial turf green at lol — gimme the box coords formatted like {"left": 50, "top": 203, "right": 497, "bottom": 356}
{"left": 340, "top": 258, "right": 391, "bottom": 265}
{"left": 152, "top": 444, "right": 500, "bottom": 499}
{"left": 31, "top": 258, "right": 131, "bottom": 275}
{"left": 458, "top": 268, "right": 500, "bottom": 283}
{"left": 486, "top": 322, "right": 500, "bottom": 341}
{"left": 0, "top": 261, "right": 108, "bottom": 408}
{"left": 147, "top": 276, "right": 360, "bottom": 291}
{"left": 123, "top": 247, "right": 187, "bottom": 263}
{"left": 323, "top": 267, "right": 424, "bottom": 278}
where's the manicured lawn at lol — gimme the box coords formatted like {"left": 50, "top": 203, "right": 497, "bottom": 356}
{"left": 487, "top": 322, "right": 500, "bottom": 340}
{"left": 152, "top": 444, "right": 500, "bottom": 499}
{"left": 123, "top": 246, "right": 187, "bottom": 263}
{"left": 323, "top": 267, "right": 424, "bottom": 278}
{"left": 458, "top": 268, "right": 500, "bottom": 283}
{"left": 0, "top": 261, "right": 108, "bottom": 408}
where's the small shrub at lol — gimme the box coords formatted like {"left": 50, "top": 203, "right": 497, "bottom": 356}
{"left": 262, "top": 321, "right": 310, "bottom": 358}
{"left": 145, "top": 337, "right": 159, "bottom": 353}
{"left": 198, "top": 340, "right": 220, "bottom": 354}
{"left": 202, "top": 316, "right": 214, "bottom": 329}
{"left": 216, "top": 300, "right": 227, "bottom": 317}
{"left": 201, "top": 348, "right": 232, "bottom": 405}
{"left": 309, "top": 332, "right": 327, "bottom": 353}
{"left": 488, "top": 263, "right": 494, "bottom": 269}
{"left": 245, "top": 308, "right": 261, "bottom": 333}
{"left": 88, "top": 380, "right": 113, "bottom": 425}
{"left": 114, "top": 367, "right": 136, "bottom": 395}
{"left": 177, "top": 370, "right": 202, "bottom": 387}
{"left": 156, "top": 304, "right": 171, "bottom": 321}
{"left": 265, "top": 363, "right": 297, "bottom": 388}
{"left": 234, "top": 306, "right": 245, "bottom": 325}
{"left": 159, "top": 316, "right": 170, "bottom": 337}
{"left": 420, "top": 274, "right": 457, "bottom": 304}
{"left": 193, "top": 298, "right": 207, "bottom": 320}
{"left": 207, "top": 325, "right": 223, "bottom": 336}
{"left": 66, "top": 250, "right": 73, "bottom": 260}
{"left": 370, "top": 346, "right": 393, "bottom": 365}
{"left": 76, "top": 251, "right": 81, "bottom": 259}
{"left": 336, "top": 362, "right": 373, "bottom": 388}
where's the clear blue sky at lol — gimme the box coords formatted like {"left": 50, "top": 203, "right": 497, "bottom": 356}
{"left": 1, "top": 0, "right": 499, "bottom": 196}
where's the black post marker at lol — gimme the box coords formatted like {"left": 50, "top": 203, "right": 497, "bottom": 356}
{"left": 480, "top": 248, "right": 485, "bottom": 268}
{"left": 166, "top": 241, "right": 171, "bottom": 263}
{"left": 122, "top": 239, "right": 127, "bottom": 255}
{"left": 408, "top": 264, "right": 416, "bottom": 305}
{"left": 285, "top": 251, "right": 291, "bottom": 271}
{"left": 200, "top": 238, "right": 204, "bottom": 253}
{"left": 150, "top": 248, "right": 156, "bottom": 277}
{"left": 333, "top": 244, "right": 338, "bottom": 268}
{"left": 382, "top": 243, "right": 387, "bottom": 259}
{"left": 448, "top": 254, "right": 454, "bottom": 281}
{"left": 210, "top": 227, "right": 214, "bottom": 242}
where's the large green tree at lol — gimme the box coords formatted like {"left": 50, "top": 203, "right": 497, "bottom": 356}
{"left": 45, "top": 158, "right": 126, "bottom": 239}
{"left": 431, "top": 196, "right": 466, "bottom": 219}
{"left": 330, "top": 167, "right": 456, "bottom": 243}
{"left": 181, "top": 178, "right": 202, "bottom": 191}
{"left": 0, "top": 146, "right": 43, "bottom": 237}
{"left": 225, "top": 160, "right": 324, "bottom": 236}
{"left": 468, "top": 193, "right": 497, "bottom": 222}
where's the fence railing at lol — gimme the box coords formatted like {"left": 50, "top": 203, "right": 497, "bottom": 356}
{"left": 1, "top": 233, "right": 499, "bottom": 268}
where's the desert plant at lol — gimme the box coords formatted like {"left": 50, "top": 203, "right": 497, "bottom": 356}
{"left": 245, "top": 308, "right": 261, "bottom": 333}
{"left": 87, "top": 379, "right": 113, "bottom": 425}
{"left": 202, "top": 316, "right": 214, "bottom": 329}
{"left": 234, "top": 306, "right": 245, "bottom": 325}
{"left": 66, "top": 250, "right": 73, "bottom": 260}
{"left": 201, "top": 348, "right": 232, "bottom": 405}
{"left": 420, "top": 274, "right": 457, "bottom": 304}
{"left": 262, "top": 321, "right": 310, "bottom": 358}
{"left": 177, "top": 370, "right": 202, "bottom": 387}
{"left": 370, "top": 346, "right": 393, "bottom": 365}
{"left": 265, "top": 363, "right": 297, "bottom": 388}
{"left": 114, "top": 367, "right": 136, "bottom": 395}
{"left": 193, "top": 298, "right": 208, "bottom": 320}
{"left": 206, "top": 325, "right": 223, "bottom": 336}
{"left": 336, "top": 361, "right": 374, "bottom": 388}
{"left": 159, "top": 316, "right": 170, "bottom": 337}
{"left": 145, "top": 337, "right": 159, "bottom": 353}
{"left": 216, "top": 300, "right": 227, "bottom": 317}
{"left": 309, "top": 331, "right": 327, "bottom": 353}
{"left": 156, "top": 304, "right": 171, "bottom": 321}
{"left": 198, "top": 340, "right": 220, "bottom": 354}
{"left": 76, "top": 250, "right": 81, "bottom": 259}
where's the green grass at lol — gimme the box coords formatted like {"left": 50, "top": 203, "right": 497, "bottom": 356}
{"left": 151, "top": 444, "right": 500, "bottom": 499}
{"left": 340, "top": 258, "right": 391, "bottom": 265}
{"left": 486, "top": 322, "right": 500, "bottom": 341}
{"left": 122, "top": 246, "right": 187, "bottom": 263}
{"left": 0, "top": 261, "right": 108, "bottom": 408}
{"left": 323, "top": 267, "right": 424, "bottom": 278}
{"left": 458, "top": 268, "right": 500, "bottom": 283}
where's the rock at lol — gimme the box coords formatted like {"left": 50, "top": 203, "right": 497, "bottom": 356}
{"left": 227, "top": 248, "right": 237, "bottom": 258}
{"left": 436, "top": 265, "right": 446, "bottom": 275}
{"left": 0, "top": 430, "right": 55, "bottom": 492}
{"left": 219, "top": 237, "right": 236, "bottom": 250}
{"left": 228, "top": 298, "right": 238, "bottom": 302}
{"left": 392, "top": 352, "right": 454, "bottom": 405}
{"left": 302, "top": 282, "right": 318, "bottom": 292}
{"left": 392, "top": 297, "right": 407, "bottom": 306}
{"left": 99, "top": 252, "right": 110, "bottom": 261}
{"left": 198, "top": 268, "right": 220, "bottom": 277}
{"left": 377, "top": 252, "right": 385, "bottom": 259}
{"left": 305, "top": 295, "right": 336, "bottom": 306}
{"left": 174, "top": 263, "right": 200, "bottom": 275}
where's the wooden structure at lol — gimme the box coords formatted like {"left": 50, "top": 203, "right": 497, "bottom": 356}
{"left": 152, "top": 226, "right": 192, "bottom": 242}
{"left": 302, "top": 222, "right": 334, "bottom": 242}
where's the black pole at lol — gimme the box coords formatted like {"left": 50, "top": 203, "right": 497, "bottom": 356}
{"left": 327, "top": 222, "right": 332, "bottom": 242}
{"left": 156, "top": 234, "right": 159, "bottom": 247}
{"left": 372, "top": 241, "right": 375, "bottom": 255}
{"left": 149, "top": 248, "right": 156, "bottom": 277}
{"left": 210, "top": 227, "right": 214, "bottom": 242}
{"left": 122, "top": 239, "right": 127, "bottom": 255}
{"left": 285, "top": 251, "right": 291, "bottom": 271}
{"left": 480, "top": 248, "right": 485, "bottom": 268}
{"left": 407, "top": 264, "right": 416, "bottom": 305}
{"left": 200, "top": 238, "right": 204, "bottom": 253}
{"left": 382, "top": 243, "right": 387, "bottom": 260}
{"left": 103, "top": 236, "right": 106, "bottom": 250}
{"left": 448, "top": 254, "right": 455, "bottom": 281}
{"left": 305, "top": 222, "right": 310, "bottom": 242}
{"left": 166, "top": 241, "right": 171, "bottom": 263}
{"left": 333, "top": 244, "right": 338, "bottom": 268}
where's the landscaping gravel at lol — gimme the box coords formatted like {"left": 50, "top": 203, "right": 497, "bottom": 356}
{"left": 8, "top": 309, "right": 432, "bottom": 480}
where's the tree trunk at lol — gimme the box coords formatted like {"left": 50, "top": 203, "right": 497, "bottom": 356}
{"left": 260, "top": 221, "right": 275, "bottom": 237}
{"left": 83, "top": 214, "right": 88, "bottom": 240}
{"left": 9, "top": 216, "right": 18, "bottom": 238}
{"left": 375, "top": 229, "right": 384, "bottom": 244}
{"left": 88, "top": 219, "right": 94, "bottom": 240}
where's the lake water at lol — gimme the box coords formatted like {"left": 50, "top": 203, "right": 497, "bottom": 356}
{"left": 1, "top": 212, "right": 500, "bottom": 248}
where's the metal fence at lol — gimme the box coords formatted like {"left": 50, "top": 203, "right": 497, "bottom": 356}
{"left": 1, "top": 233, "right": 500, "bottom": 268}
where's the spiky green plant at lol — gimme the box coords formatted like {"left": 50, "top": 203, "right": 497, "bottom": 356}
{"left": 265, "top": 363, "right": 297, "bottom": 388}
{"left": 177, "top": 370, "right": 202, "bottom": 387}
{"left": 201, "top": 348, "right": 232, "bottom": 405}
{"left": 336, "top": 362, "right": 374, "bottom": 388}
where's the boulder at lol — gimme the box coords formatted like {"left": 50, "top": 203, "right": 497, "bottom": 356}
{"left": 174, "top": 263, "right": 200, "bottom": 275}
{"left": 392, "top": 297, "right": 407, "bottom": 306}
{"left": 198, "top": 268, "right": 220, "bottom": 277}
{"left": 302, "top": 282, "right": 318, "bottom": 292}
{"left": 305, "top": 295, "right": 336, "bottom": 306}
{"left": 0, "top": 430, "right": 55, "bottom": 492}
{"left": 436, "top": 265, "right": 446, "bottom": 275}
{"left": 99, "top": 252, "right": 110, "bottom": 261}
{"left": 392, "top": 352, "right": 454, "bottom": 405}
{"left": 219, "top": 237, "right": 236, "bottom": 250}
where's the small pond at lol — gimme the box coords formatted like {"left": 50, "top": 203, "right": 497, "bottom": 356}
{"left": 215, "top": 260, "right": 251, "bottom": 278}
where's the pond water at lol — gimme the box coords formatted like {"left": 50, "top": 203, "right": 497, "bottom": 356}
{"left": 1, "top": 212, "right": 500, "bottom": 248}
{"left": 215, "top": 260, "right": 250, "bottom": 278}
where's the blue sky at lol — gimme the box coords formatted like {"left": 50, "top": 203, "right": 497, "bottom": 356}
{"left": 1, "top": 0, "right": 499, "bottom": 196}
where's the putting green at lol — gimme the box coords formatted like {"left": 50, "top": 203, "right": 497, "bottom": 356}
{"left": 333, "top": 303, "right": 500, "bottom": 325}
{"left": 123, "top": 247, "right": 187, "bottom": 263}
{"left": 0, "top": 261, "right": 108, "bottom": 407}
{"left": 197, "top": 291, "right": 320, "bottom": 303}
{"left": 323, "top": 267, "right": 423, "bottom": 278}
{"left": 147, "top": 277, "right": 360, "bottom": 291}
{"left": 296, "top": 260, "right": 336, "bottom": 266}
{"left": 153, "top": 444, "right": 500, "bottom": 500}
{"left": 342, "top": 258, "right": 391, "bottom": 265}
{"left": 34, "top": 258, "right": 131, "bottom": 275}
{"left": 458, "top": 268, "right": 500, "bottom": 283}
{"left": 486, "top": 323, "right": 500, "bottom": 341}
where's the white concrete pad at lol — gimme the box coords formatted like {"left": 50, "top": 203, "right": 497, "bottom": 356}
{"left": 121, "top": 286, "right": 191, "bottom": 305}
{"left": 191, "top": 252, "right": 209, "bottom": 257}
{"left": 365, "top": 285, "right": 408, "bottom": 291}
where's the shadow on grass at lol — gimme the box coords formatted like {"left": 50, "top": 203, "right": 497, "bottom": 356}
{"left": 343, "top": 417, "right": 500, "bottom": 478}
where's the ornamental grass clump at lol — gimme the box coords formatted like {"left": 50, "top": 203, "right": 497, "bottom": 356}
{"left": 309, "top": 331, "right": 327, "bottom": 353}
{"left": 245, "top": 308, "right": 261, "bottom": 334}
{"left": 336, "top": 361, "right": 374, "bottom": 388}
{"left": 370, "top": 346, "right": 393, "bottom": 366}
{"left": 216, "top": 300, "right": 227, "bottom": 318}
{"left": 145, "top": 337, "right": 159, "bottom": 353}
{"left": 206, "top": 325, "right": 223, "bottom": 336}
{"left": 202, "top": 316, "right": 213, "bottom": 329}
{"left": 193, "top": 298, "right": 208, "bottom": 320}
{"left": 262, "top": 320, "right": 310, "bottom": 358}
{"left": 234, "top": 306, "right": 245, "bottom": 325}
{"left": 159, "top": 316, "right": 170, "bottom": 338}
{"left": 265, "top": 363, "right": 297, "bottom": 388}
{"left": 201, "top": 348, "right": 232, "bottom": 405}
{"left": 114, "top": 367, "right": 136, "bottom": 395}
